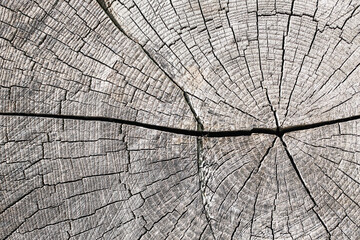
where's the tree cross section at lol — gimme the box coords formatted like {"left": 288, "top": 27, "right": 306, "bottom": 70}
{"left": 1, "top": 0, "right": 359, "bottom": 239}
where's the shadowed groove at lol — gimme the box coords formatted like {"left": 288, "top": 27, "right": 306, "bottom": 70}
{"left": 1, "top": 112, "right": 360, "bottom": 137}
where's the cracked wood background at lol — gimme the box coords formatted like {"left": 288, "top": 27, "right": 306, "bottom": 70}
{"left": 0, "top": 0, "right": 359, "bottom": 239}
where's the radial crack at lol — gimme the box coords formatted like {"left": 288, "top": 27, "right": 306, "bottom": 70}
{"left": 279, "top": 137, "right": 331, "bottom": 238}
{"left": 196, "top": 134, "right": 216, "bottom": 239}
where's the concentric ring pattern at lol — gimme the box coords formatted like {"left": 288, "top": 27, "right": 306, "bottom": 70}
{"left": 0, "top": 0, "right": 359, "bottom": 239}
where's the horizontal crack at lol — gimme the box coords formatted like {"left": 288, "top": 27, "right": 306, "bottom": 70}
{"left": 0, "top": 112, "right": 275, "bottom": 137}
{"left": 279, "top": 114, "right": 360, "bottom": 136}
{"left": 1, "top": 112, "right": 360, "bottom": 137}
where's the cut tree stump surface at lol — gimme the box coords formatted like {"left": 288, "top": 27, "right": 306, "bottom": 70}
{"left": 0, "top": 0, "right": 359, "bottom": 239}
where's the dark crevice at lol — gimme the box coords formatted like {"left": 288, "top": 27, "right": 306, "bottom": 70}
{"left": 278, "top": 114, "right": 360, "bottom": 137}
{"left": 0, "top": 112, "right": 276, "bottom": 137}
{"left": 279, "top": 137, "right": 331, "bottom": 238}
{"left": 2, "top": 112, "right": 360, "bottom": 138}
{"left": 184, "top": 93, "right": 204, "bottom": 130}
{"left": 278, "top": 34, "right": 286, "bottom": 104}
{"left": 279, "top": 137, "right": 315, "bottom": 203}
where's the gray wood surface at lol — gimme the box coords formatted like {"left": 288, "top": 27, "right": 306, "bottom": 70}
{"left": 1, "top": 0, "right": 359, "bottom": 239}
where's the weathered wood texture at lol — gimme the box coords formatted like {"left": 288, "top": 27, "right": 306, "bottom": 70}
{"left": 1, "top": 0, "right": 359, "bottom": 239}
{"left": 1, "top": 117, "right": 205, "bottom": 239}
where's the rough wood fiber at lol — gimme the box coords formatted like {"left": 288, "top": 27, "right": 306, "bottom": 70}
{"left": 0, "top": 0, "right": 359, "bottom": 239}
{"left": 1, "top": 117, "right": 205, "bottom": 239}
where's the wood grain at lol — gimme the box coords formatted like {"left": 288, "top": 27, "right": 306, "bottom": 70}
{"left": 1, "top": 0, "right": 359, "bottom": 239}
